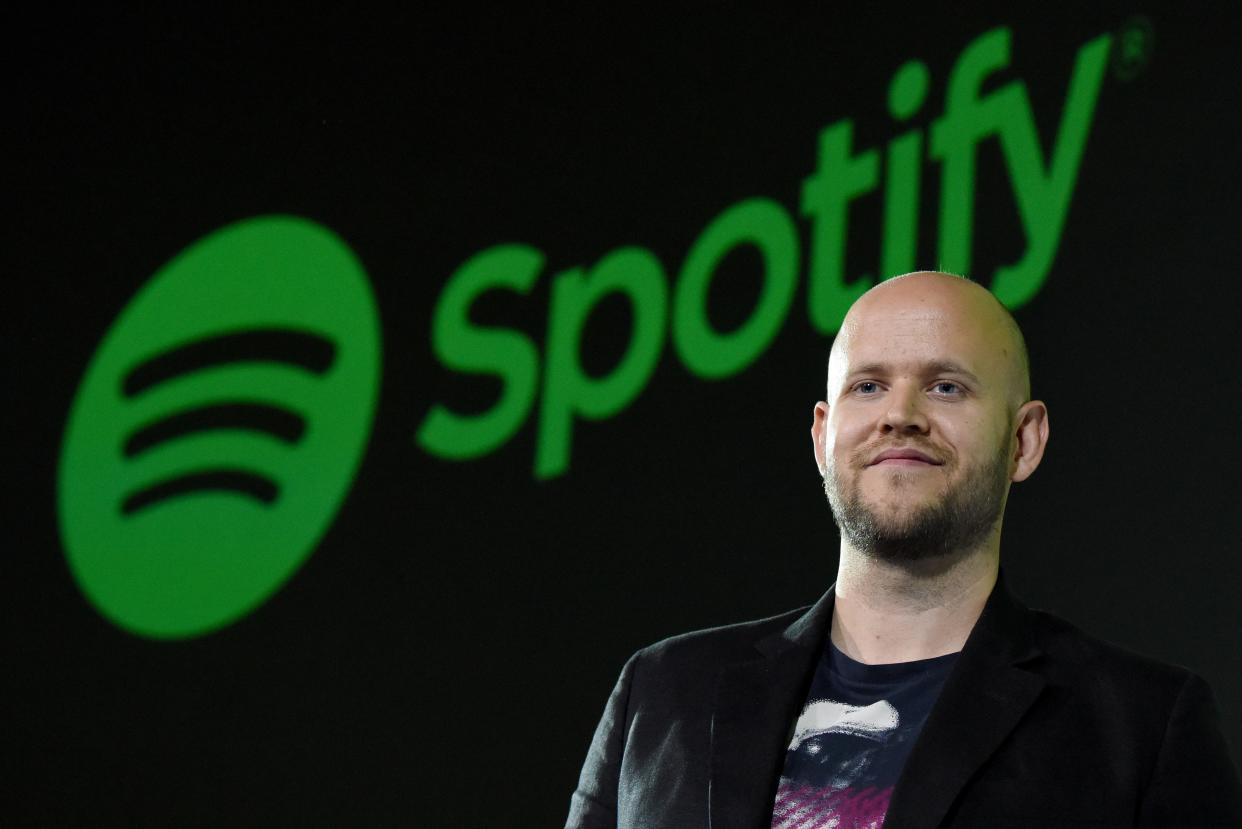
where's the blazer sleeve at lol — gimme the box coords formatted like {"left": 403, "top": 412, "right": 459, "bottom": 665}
{"left": 1138, "top": 672, "right": 1242, "bottom": 828}
{"left": 565, "top": 653, "right": 637, "bottom": 829}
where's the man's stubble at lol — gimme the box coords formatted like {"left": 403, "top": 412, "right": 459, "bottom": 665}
{"left": 823, "top": 439, "right": 1012, "bottom": 563}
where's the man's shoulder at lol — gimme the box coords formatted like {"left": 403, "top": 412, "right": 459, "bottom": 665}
{"left": 624, "top": 603, "right": 813, "bottom": 695}
{"left": 1026, "top": 605, "right": 1197, "bottom": 698}
{"left": 636, "top": 603, "right": 809, "bottom": 663}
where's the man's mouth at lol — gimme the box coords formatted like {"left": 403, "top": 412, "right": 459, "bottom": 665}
{"left": 867, "top": 448, "right": 943, "bottom": 466}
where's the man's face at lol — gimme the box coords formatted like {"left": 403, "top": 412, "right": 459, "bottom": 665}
{"left": 813, "top": 277, "right": 1023, "bottom": 561}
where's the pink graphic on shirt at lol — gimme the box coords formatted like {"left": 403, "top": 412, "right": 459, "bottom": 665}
{"left": 772, "top": 698, "right": 900, "bottom": 828}
{"left": 771, "top": 780, "right": 892, "bottom": 829}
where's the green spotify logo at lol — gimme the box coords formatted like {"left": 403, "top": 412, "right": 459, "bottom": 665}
{"left": 58, "top": 216, "right": 381, "bottom": 639}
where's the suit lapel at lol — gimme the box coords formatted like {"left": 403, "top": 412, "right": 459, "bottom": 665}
{"left": 883, "top": 579, "right": 1046, "bottom": 829}
{"left": 705, "top": 578, "right": 1046, "bottom": 829}
{"left": 708, "top": 589, "right": 835, "bottom": 829}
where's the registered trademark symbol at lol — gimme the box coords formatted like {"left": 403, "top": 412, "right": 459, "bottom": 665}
{"left": 1111, "top": 15, "right": 1154, "bottom": 81}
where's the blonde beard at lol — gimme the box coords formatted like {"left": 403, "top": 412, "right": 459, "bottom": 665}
{"left": 823, "top": 446, "right": 1009, "bottom": 562}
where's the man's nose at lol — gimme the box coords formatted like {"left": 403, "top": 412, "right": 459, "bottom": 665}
{"left": 879, "top": 384, "right": 929, "bottom": 435}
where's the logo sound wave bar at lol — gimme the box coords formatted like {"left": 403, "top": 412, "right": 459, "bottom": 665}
{"left": 115, "top": 328, "right": 336, "bottom": 515}
{"left": 116, "top": 328, "right": 337, "bottom": 512}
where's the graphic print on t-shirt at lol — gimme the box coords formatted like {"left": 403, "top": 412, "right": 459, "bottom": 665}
{"left": 770, "top": 644, "right": 958, "bottom": 829}
{"left": 773, "top": 699, "right": 900, "bottom": 827}
{"left": 790, "top": 699, "right": 900, "bottom": 746}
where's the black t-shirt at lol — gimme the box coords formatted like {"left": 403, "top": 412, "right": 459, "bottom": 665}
{"left": 770, "top": 641, "right": 959, "bottom": 829}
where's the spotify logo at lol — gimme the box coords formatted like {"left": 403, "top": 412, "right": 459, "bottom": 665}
{"left": 58, "top": 216, "right": 381, "bottom": 639}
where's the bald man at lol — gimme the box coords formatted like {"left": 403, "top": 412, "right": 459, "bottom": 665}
{"left": 566, "top": 273, "right": 1242, "bottom": 829}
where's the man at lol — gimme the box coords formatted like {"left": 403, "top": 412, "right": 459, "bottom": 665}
{"left": 565, "top": 272, "right": 1242, "bottom": 828}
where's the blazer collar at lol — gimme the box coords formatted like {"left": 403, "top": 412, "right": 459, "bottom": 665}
{"left": 708, "top": 574, "right": 1046, "bottom": 829}
{"left": 708, "top": 587, "right": 836, "bottom": 829}
{"left": 757, "top": 584, "right": 838, "bottom": 659}
{"left": 883, "top": 575, "right": 1046, "bottom": 829}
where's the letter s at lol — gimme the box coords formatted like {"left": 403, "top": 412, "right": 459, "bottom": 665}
{"left": 416, "top": 244, "right": 543, "bottom": 460}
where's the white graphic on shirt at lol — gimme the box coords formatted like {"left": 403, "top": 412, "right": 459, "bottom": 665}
{"left": 787, "top": 699, "right": 900, "bottom": 751}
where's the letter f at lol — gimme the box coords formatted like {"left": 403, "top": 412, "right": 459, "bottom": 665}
{"left": 932, "top": 27, "right": 1111, "bottom": 308}
{"left": 930, "top": 27, "right": 1016, "bottom": 277}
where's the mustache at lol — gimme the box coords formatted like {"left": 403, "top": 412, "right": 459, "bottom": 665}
{"left": 850, "top": 440, "right": 951, "bottom": 468}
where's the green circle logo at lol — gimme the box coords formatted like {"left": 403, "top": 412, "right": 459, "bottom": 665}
{"left": 58, "top": 216, "right": 381, "bottom": 639}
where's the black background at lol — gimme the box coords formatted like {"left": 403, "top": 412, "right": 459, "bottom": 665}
{"left": 10, "top": 5, "right": 1241, "bottom": 825}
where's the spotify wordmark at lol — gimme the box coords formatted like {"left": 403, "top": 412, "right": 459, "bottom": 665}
{"left": 58, "top": 216, "right": 381, "bottom": 639}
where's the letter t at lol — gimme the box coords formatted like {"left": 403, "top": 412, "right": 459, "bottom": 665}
{"left": 801, "top": 120, "right": 878, "bottom": 335}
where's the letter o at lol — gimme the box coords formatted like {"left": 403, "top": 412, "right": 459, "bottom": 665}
{"left": 673, "top": 198, "right": 799, "bottom": 379}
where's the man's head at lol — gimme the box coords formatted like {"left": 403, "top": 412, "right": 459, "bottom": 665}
{"left": 811, "top": 272, "right": 1049, "bottom": 564}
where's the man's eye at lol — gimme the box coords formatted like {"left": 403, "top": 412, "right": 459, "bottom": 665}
{"left": 932, "top": 382, "right": 961, "bottom": 395}
{"left": 856, "top": 382, "right": 879, "bottom": 394}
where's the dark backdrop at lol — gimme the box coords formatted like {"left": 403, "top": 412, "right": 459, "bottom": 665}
{"left": 10, "top": 5, "right": 1240, "bottom": 826}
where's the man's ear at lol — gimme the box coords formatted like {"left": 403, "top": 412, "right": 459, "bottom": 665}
{"left": 812, "top": 402, "right": 830, "bottom": 477}
{"left": 1011, "top": 400, "right": 1050, "bottom": 482}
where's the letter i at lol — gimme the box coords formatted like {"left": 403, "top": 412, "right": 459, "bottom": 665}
{"left": 880, "top": 60, "right": 930, "bottom": 278}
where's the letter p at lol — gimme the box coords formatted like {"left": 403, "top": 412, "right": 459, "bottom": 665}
{"left": 535, "top": 247, "right": 667, "bottom": 479}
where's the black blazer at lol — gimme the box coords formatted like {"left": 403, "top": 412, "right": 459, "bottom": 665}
{"left": 566, "top": 580, "right": 1242, "bottom": 828}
